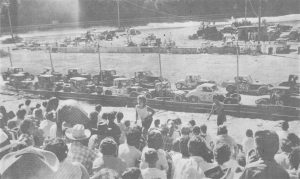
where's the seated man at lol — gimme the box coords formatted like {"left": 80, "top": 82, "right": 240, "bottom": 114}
{"left": 239, "top": 130, "right": 290, "bottom": 179}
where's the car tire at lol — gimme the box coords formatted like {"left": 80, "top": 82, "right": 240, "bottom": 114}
{"left": 176, "top": 83, "right": 183, "bottom": 90}
{"left": 258, "top": 87, "right": 268, "bottom": 95}
{"left": 104, "top": 90, "right": 112, "bottom": 95}
{"left": 189, "top": 96, "right": 198, "bottom": 103}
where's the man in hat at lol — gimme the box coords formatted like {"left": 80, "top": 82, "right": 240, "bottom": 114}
{"left": 239, "top": 130, "right": 290, "bottom": 179}
{"left": 88, "top": 120, "right": 108, "bottom": 150}
{"left": 0, "top": 146, "right": 59, "bottom": 179}
{"left": 66, "top": 124, "right": 98, "bottom": 175}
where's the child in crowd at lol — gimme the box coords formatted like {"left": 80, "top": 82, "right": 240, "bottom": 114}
{"left": 141, "top": 148, "right": 167, "bottom": 179}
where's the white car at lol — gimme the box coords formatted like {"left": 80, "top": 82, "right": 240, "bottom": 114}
{"left": 185, "top": 83, "right": 225, "bottom": 103}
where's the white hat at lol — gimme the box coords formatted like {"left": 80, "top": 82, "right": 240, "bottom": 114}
{"left": 65, "top": 124, "right": 91, "bottom": 140}
{"left": 0, "top": 129, "right": 8, "bottom": 145}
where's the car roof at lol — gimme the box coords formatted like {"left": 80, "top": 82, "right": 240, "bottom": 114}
{"left": 11, "top": 73, "right": 25, "bottom": 77}
{"left": 271, "top": 86, "right": 290, "bottom": 90}
{"left": 198, "top": 83, "right": 216, "bottom": 88}
{"left": 114, "top": 77, "right": 131, "bottom": 81}
{"left": 70, "top": 77, "right": 87, "bottom": 81}
{"left": 39, "top": 74, "right": 54, "bottom": 77}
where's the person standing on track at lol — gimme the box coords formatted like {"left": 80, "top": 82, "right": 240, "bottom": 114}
{"left": 135, "top": 95, "right": 155, "bottom": 138}
{"left": 207, "top": 95, "right": 226, "bottom": 126}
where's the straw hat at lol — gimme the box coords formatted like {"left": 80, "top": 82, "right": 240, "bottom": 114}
{"left": 0, "top": 146, "right": 59, "bottom": 179}
{"left": 65, "top": 124, "right": 91, "bottom": 141}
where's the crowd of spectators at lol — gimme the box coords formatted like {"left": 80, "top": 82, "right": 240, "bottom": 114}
{"left": 0, "top": 97, "right": 300, "bottom": 179}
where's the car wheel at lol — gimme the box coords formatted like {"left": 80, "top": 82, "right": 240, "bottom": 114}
{"left": 104, "top": 90, "right": 112, "bottom": 95}
{"left": 129, "top": 91, "right": 139, "bottom": 98}
{"left": 189, "top": 96, "right": 198, "bottom": 103}
{"left": 174, "top": 95, "right": 182, "bottom": 102}
{"left": 258, "top": 87, "right": 268, "bottom": 95}
{"left": 176, "top": 83, "right": 183, "bottom": 90}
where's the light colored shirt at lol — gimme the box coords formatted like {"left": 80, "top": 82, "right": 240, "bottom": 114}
{"left": 242, "top": 137, "right": 255, "bottom": 157}
{"left": 93, "top": 154, "right": 127, "bottom": 175}
{"left": 275, "top": 152, "right": 290, "bottom": 170}
{"left": 54, "top": 159, "right": 89, "bottom": 179}
{"left": 140, "top": 147, "right": 169, "bottom": 172}
{"left": 118, "top": 143, "right": 141, "bottom": 168}
{"left": 39, "top": 120, "right": 56, "bottom": 138}
{"left": 141, "top": 168, "right": 167, "bottom": 179}
{"left": 136, "top": 105, "right": 150, "bottom": 121}
{"left": 173, "top": 156, "right": 190, "bottom": 179}
{"left": 179, "top": 156, "right": 214, "bottom": 179}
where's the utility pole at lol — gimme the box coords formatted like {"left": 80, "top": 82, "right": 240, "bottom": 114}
{"left": 49, "top": 48, "right": 54, "bottom": 72}
{"left": 244, "top": 0, "right": 247, "bottom": 21}
{"left": 8, "top": 47, "right": 12, "bottom": 67}
{"left": 258, "top": 0, "right": 262, "bottom": 44}
{"left": 5, "top": 0, "right": 14, "bottom": 40}
{"left": 117, "top": 0, "right": 120, "bottom": 28}
{"left": 97, "top": 43, "right": 102, "bottom": 81}
{"left": 158, "top": 45, "right": 162, "bottom": 78}
{"left": 236, "top": 41, "right": 239, "bottom": 96}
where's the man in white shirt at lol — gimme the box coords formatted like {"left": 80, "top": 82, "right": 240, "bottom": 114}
{"left": 179, "top": 136, "right": 214, "bottom": 179}
{"left": 277, "top": 121, "right": 290, "bottom": 151}
{"left": 141, "top": 148, "right": 167, "bottom": 179}
{"left": 39, "top": 111, "right": 56, "bottom": 139}
{"left": 119, "top": 128, "right": 142, "bottom": 167}
{"left": 200, "top": 124, "right": 214, "bottom": 150}
{"left": 242, "top": 129, "right": 255, "bottom": 161}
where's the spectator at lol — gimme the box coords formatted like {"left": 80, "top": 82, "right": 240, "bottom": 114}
{"left": 239, "top": 130, "right": 290, "bottom": 179}
{"left": 106, "top": 112, "right": 121, "bottom": 144}
{"left": 39, "top": 111, "right": 56, "bottom": 139}
{"left": 277, "top": 121, "right": 289, "bottom": 151}
{"left": 44, "top": 138, "right": 89, "bottom": 179}
{"left": 213, "top": 143, "right": 239, "bottom": 179}
{"left": 242, "top": 129, "right": 255, "bottom": 160}
{"left": 93, "top": 137, "right": 127, "bottom": 175}
{"left": 188, "top": 119, "right": 196, "bottom": 128}
{"left": 215, "top": 125, "right": 238, "bottom": 158}
{"left": 46, "top": 97, "right": 59, "bottom": 113}
{"left": 116, "top": 112, "right": 126, "bottom": 144}
{"left": 18, "top": 119, "right": 36, "bottom": 147}
{"left": 122, "top": 167, "right": 142, "bottom": 179}
{"left": 33, "top": 103, "right": 43, "bottom": 121}
{"left": 0, "top": 147, "right": 59, "bottom": 179}
{"left": 41, "top": 101, "right": 48, "bottom": 114}
{"left": 0, "top": 106, "right": 8, "bottom": 127}
{"left": 119, "top": 128, "right": 142, "bottom": 168}
{"left": 161, "top": 126, "right": 173, "bottom": 152}
{"left": 140, "top": 129, "right": 169, "bottom": 172}
{"left": 91, "top": 168, "right": 120, "bottom": 179}
{"left": 173, "top": 136, "right": 190, "bottom": 179}
{"left": 192, "top": 126, "right": 201, "bottom": 136}
{"left": 178, "top": 135, "right": 214, "bottom": 179}
{"left": 287, "top": 147, "right": 300, "bottom": 179}
{"left": 275, "top": 139, "right": 293, "bottom": 170}
{"left": 88, "top": 110, "right": 99, "bottom": 134}
{"left": 66, "top": 124, "right": 97, "bottom": 174}
{"left": 172, "top": 125, "right": 191, "bottom": 154}
{"left": 89, "top": 120, "right": 108, "bottom": 150}
{"left": 200, "top": 124, "right": 214, "bottom": 150}
{"left": 141, "top": 148, "right": 167, "bottom": 179}
{"left": 24, "top": 99, "right": 32, "bottom": 115}
{"left": 8, "top": 108, "right": 26, "bottom": 128}
{"left": 287, "top": 133, "right": 300, "bottom": 148}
